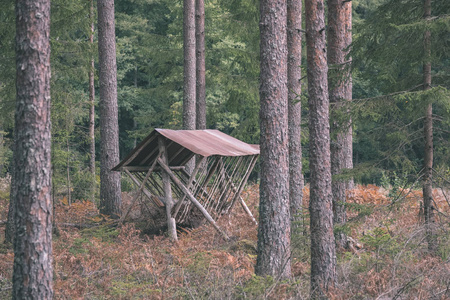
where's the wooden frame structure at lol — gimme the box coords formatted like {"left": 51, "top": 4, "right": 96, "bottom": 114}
{"left": 113, "top": 129, "right": 259, "bottom": 240}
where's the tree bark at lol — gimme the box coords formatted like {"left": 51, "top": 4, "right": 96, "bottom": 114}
{"left": 422, "top": 0, "right": 436, "bottom": 253}
{"left": 89, "top": 0, "right": 96, "bottom": 203}
{"left": 13, "top": 0, "right": 53, "bottom": 297}
{"left": 98, "top": 0, "right": 122, "bottom": 217}
{"left": 195, "top": 0, "right": 206, "bottom": 130}
{"left": 184, "top": 0, "right": 196, "bottom": 131}
{"left": 67, "top": 139, "right": 71, "bottom": 205}
{"left": 287, "top": 0, "right": 304, "bottom": 232}
{"left": 255, "top": 0, "right": 291, "bottom": 279}
{"left": 328, "top": 0, "right": 353, "bottom": 249}
{"left": 305, "top": 0, "right": 337, "bottom": 296}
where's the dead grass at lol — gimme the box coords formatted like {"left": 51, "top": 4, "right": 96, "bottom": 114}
{"left": 0, "top": 183, "right": 448, "bottom": 299}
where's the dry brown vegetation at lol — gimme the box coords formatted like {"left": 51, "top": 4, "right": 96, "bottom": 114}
{"left": 0, "top": 181, "right": 449, "bottom": 299}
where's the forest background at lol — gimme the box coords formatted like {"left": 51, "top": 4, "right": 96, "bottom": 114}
{"left": 0, "top": 0, "right": 449, "bottom": 298}
{"left": 0, "top": 0, "right": 449, "bottom": 199}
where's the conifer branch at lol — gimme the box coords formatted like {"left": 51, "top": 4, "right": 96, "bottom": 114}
{"left": 353, "top": 84, "right": 424, "bottom": 103}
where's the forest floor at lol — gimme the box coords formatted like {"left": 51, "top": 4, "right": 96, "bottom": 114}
{"left": 0, "top": 181, "right": 449, "bottom": 299}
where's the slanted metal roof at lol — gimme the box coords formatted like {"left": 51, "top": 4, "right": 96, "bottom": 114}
{"left": 113, "top": 129, "right": 259, "bottom": 171}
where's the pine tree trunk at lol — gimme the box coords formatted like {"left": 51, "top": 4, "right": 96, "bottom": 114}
{"left": 305, "top": 0, "right": 337, "bottom": 296}
{"left": 195, "top": 0, "right": 206, "bottom": 130}
{"left": 13, "top": 0, "right": 53, "bottom": 297}
{"left": 98, "top": 0, "right": 122, "bottom": 217}
{"left": 287, "top": 0, "right": 304, "bottom": 232}
{"left": 184, "top": 0, "right": 196, "bottom": 131}
{"left": 422, "top": 0, "right": 436, "bottom": 253}
{"left": 328, "top": 0, "right": 353, "bottom": 249}
{"left": 67, "top": 139, "right": 72, "bottom": 205}
{"left": 256, "top": 0, "right": 291, "bottom": 279}
{"left": 89, "top": 0, "right": 96, "bottom": 203}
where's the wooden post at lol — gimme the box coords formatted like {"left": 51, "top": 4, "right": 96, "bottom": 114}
{"left": 157, "top": 157, "right": 230, "bottom": 241}
{"left": 239, "top": 196, "right": 258, "bottom": 225}
{"left": 159, "top": 137, "right": 178, "bottom": 242}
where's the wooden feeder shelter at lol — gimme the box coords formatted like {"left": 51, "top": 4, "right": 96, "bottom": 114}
{"left": 113, "top": 129, "right": 259, "bottom": 240}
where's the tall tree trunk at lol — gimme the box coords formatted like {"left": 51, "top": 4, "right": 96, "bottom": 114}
{"left": 422, "top": 0, "right": 436, "bottom": 252}
{"left": 13, "top": 0, "right": 53, "bottom": 297}
{"left": 195, "top": 0, "right": 206, "bottom": 130}
{"left": 256, "top": 0, "right": 291, "bottom": 279}
{"left": 305, "top": 0, "right": 337, "bottom": 296}
{"left": 184, "top": 0, "right": 196, "bottom": 172}
{"left": 67, "top": 139, "right": 72, "bottom": 205}
{"left": 287, "top": 0, "right": 304, "bottom": 233}
{"left": 183, "top": 0, "right": 196, "bottom": 131}
{"left": 98, "top": 0, "right": 122, "bottom": 217}
{"left": 328, "top": 0, "right": 353, "bottom": 249}
{"left": 89, "top": 0, "right": 96, "bottom": 203}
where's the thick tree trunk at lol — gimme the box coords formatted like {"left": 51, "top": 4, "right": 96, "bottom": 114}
{"left": 305, "top": 0, "right": 337, "bottom": 296}
{"left": 98, "top": 0, "right": 122, "bottom": 217}
{"left": 89, "top": 0, "right": 96, "bottom": 203}
{"left": 12, "top": 0, "right": 53, "bottom": 297}
{"left": 255, "top": 0, "right": 291, "bottom": 279}
{"left": 328, "top": 0, "right": 353, "bottom": 249}
{"left": 183, "top": 0, "right": 196, "bottom": 131}
{"left": 422, "top": 0, "right": 436, "bottom": 253}
{"left": 195, "top": 0, "right": 206, "bottom": 130}
{"left": 287, "top": 0, "right": 304, "bottom": 232}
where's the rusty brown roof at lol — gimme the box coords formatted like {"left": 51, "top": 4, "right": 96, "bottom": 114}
{"left": 113, "top": 129, "right": 259, "bottom": 171}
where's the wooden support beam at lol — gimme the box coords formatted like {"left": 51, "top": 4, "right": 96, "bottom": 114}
{"left": 121, "top": 134, "right": 157, "bottom": 167}
{"left": 230, "top": 155, "right": 259, "bottom": 223}
{"left": 159, "top": 137, "right": 178, "bottom": 242}
{"left": 121, "top": 154, "right": 161, "bottom": 222}
{"left": 168, "top": 145, "right": 186, "bottom": 164}
{"left": 173, "top": 155, "right": 206, "bottom": 218}
{"left": 139, "top": 146, "right": 159, "bottom": 166}
{"left": 239, "top": 196, "right": 258, "bottom": 225}
{"left": 124, "top": 166, "right": 186, "bottom": 172}
{"left": 124, "top": 169, "right": 164, "bottom": 207}
{"left": 157, "top": 157, "right": 230, "bottom": 241}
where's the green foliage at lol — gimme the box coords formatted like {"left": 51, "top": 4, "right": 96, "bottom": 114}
{"left": 351, "top": 0, "right": 450, "bottom": 182}
{"left": 437, "top": 229, "right": 450, "bottom": 260}
{"left": 80, "top": 225, "right": 120, "bottom": 243}
{"left": 361, "top": 227, "right": 393, "bottom": 251}
{"left": 0, "top": 132, "right": 12, "bottom": 176}
{"left": 354, "top": 0, "right": 450, "bottom": 93}
{"left": 237, "top": 275, "right": 275, "bottom": 299}
{"left": 380, "top": 171, "right": 409, "bottom": 200}
{"left": 110, "top": 278, "right": 160, "bottom": 298}
{"left": 346, "top": 201, "right": 375, "bottom": 219}
{"left": 0, "top": 0, "right": 16, "bottom": 131}
{"left": 68, "top": 237, "right": 92, "bottom": 255}
{"left": 0, "top": 0, "right": 448, "bottom": 203}
{"left": 186, "top": 251, "right": 214, "bottom": 274}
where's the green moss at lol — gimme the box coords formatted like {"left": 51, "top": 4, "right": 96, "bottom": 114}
{"left": 110, "top": 276, "right": 161, "bottom": 298}
{"left": 236, "top": 275, "right": 275, "bottom": 299}
{"left": 80, "top": 225, "right": 119, "bottom": 243}
{"left": 68, "top": 237, "right": 92, "bottom": 255}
